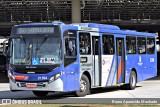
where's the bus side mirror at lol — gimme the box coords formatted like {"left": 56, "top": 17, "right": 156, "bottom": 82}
{"left": 3, "top": 39, "right": 8, "bottom": 57}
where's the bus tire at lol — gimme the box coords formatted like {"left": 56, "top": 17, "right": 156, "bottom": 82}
{"left": 125, "top": 71, "right": 137, "bottom": 90}
{"left": 32, "top": 91, "right": 48, "bottom": 97}
{"left": 75, "top": 74, "right": 90, "bottom": 97}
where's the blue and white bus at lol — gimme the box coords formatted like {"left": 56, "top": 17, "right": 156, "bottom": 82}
{"left": 3, "top": 21, "right": 157, "bottom": 97}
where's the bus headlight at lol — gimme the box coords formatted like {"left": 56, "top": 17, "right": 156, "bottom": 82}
{"left": 49, "top": 72, "right": 62, "bottom": 83}
{"left": 9, "top": 73, "right": 15, "bottom": 83}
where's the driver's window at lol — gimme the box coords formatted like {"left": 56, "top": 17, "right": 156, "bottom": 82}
{"left": 65, "top": 38, "right": 77, "bottom": 57}
{"left": 63, "top": 30, "right": 77, "bottom": 67}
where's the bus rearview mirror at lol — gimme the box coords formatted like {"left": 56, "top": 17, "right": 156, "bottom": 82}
{"left": 3, "top": 39, "right": 8, "bottom": 57}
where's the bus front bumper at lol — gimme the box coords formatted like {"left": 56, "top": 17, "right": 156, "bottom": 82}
{"left": 9, "top": 78, "right": 63, "bottom": 92}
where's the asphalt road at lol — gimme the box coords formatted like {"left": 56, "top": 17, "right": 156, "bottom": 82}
{"left": 0, "top": 76, "right": 159, "bottom": 99}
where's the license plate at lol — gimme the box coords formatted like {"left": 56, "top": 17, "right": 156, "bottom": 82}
{"left": 26, "top": 83, "right": 37, "bottom": 88}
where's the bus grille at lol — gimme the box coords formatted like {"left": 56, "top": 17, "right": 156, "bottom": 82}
{"left": 17, "top": 82, "right": 47, "bottom": 88}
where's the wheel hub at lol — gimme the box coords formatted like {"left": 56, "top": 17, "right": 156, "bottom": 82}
{"left": 80, "top": 80, "right": 86, "bottom": 92}
{"left": 131, "top": 74, "right": 136, "bottom": 87}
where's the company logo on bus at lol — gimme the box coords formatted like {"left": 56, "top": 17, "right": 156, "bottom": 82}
{"left": 102, "top": 59, "right": 111, "bottom": 65}
{"left": 102, "top": 60, "right": 106, "bottom": 65}
{"left": 24, "top": 76, "right": 29, "bottom": 80}
{"left": 150, "top": 58, "right": 154, "bottom": 62}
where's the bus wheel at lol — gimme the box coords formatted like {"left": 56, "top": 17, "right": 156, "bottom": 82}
{"left": 75, "top": 74, "right": 90, "bottom": 97}
{"left": 125, "top": 71, "right": 137, "bottom": 90}
{"left": 32, "top": 91, "right": 48, "bottom": 97}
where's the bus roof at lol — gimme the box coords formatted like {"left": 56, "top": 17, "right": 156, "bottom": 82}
{"left": 17, "top": 23, "right": 54, "bottom": 27}
{"left": 69, "top": 23, "right": 120, "bottom": 30}
{"left": 99, "top": 28, "right": 155, "bottom": 37}
{"left": 68, "top": 23, "right": 155, "bottom": 36}
{"left": 16, "top": 21, "right": 155, "bottom": 37}
{"left": 17, "top": 21, "right": 65, "bottom": 27}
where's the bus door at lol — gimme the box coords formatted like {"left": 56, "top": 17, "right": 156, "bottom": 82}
{"left": 92, "top": 36, "right": 101, "bottom": 86}
{"left": 116, "top": 38, "right": 125, "bottom": 84}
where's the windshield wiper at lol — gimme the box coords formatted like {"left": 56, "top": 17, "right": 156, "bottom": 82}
{"left": 36, "top": 37, "right": 48, "bottom": 50}
{"left": 25, "top": 42, "right": 32, "bottom": 64}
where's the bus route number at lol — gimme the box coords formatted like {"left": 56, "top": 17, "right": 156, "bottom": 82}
{"left": 38, "top": 76, "right": 48, "bottom": 80}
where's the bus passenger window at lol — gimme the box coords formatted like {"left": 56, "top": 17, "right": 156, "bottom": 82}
{"left": 65, "top": 38, "right": 77, "bottom": 57}
{"left": 147, "top": 38, "right": 155, "bottom": 54}
{"left": 137, "top": 37, "right": 146, "bottom": 54}
{"left": 102, "top": 35, "right": 114, "bottom": 55}
{"left": 126, "top": 36, "right": 136, "bottom": 54}
{"left": 79, "top": 33, "right": 91, "bottom": 55}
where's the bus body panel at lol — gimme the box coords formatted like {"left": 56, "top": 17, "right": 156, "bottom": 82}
{"left": 104, "top": 55, "right": 117, "bottom": 86}
{"left": 78, "top": 30, "right": 100, "bottom": 88}
{"left": 101, "top": 55, "right": 114, "bottom": 86}
{"left": 99, "top": 30, "right": 157, "bottom": 85}
{"left": 125, "top": 55, "right": 144, "bottom": 83}
{"left": 9, "top": 65, "right": 64, "bottom": 91}
{"left": 61, "top": 25, "right": 80, "bottom": 92}
{"left": 10, "top": 78, "right": 64, "bottom": 91}
{"left": 63, "top": 63, "right": 80, "bottom": 91}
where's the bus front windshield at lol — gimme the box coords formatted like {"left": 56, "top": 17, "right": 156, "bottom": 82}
{"left": 10, "top": 37, "right": 62, "bottom": 65}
